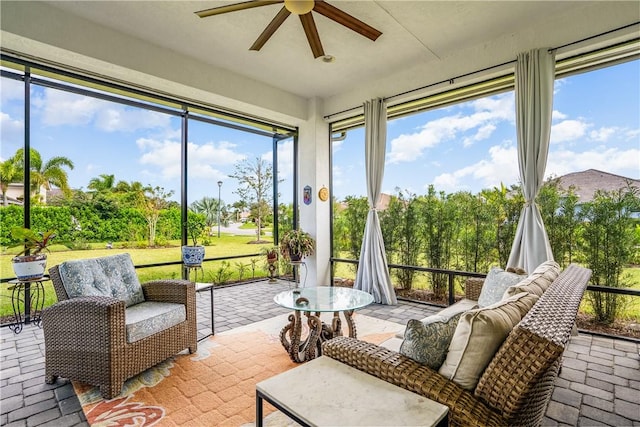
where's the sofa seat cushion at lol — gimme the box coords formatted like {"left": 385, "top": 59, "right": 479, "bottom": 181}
{"left": 438, "top": 292, "right": 539, "bottom": 390}
{"left": 125, "top": 301, "right": 186, "bottom": 343}
{"left": 395, "top": 299, "right": 477, "bottom": 339}
{"left": 400, "top": 312, "right": 463, "bottom": 370}
{"left": 58, "top": 253, "right": 145, "bottom": 307}
{"left": 478, "top": 267, "right": 528, "bottom": 307}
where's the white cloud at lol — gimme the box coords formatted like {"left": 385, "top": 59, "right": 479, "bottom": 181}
{"left": 34, "top": 89, "right": 100, "bottom": 126}
{"left": 552, "top": 110, "right": 567, "bottom": 121}
{"left": 388, "top": 93, "right": 514, "bottom": 163}
{"left": 1, "top": 78, "right": 24, "bottom": 103}
{"left": 0, "top": 112, "right": 23, "bottom": 146}
{"left": 589, "top": 127, "right": 617, "bottom": 142}
{"left": 276, "top": 140, "right": 294, "bottom": 181}
{"left": 550, "top": 119, "right": 589, "bottom": 143}
{"left": 432, "top": 144, "right": 520, "bottom": 192}
{"left": 463, "top": 124, "right": 496, "bottom": 147}
{"left": 546, "top": 147, "right": 640, "bottom": 178}
{"left": 625, "top": 128, "right": 640, "bottom": 140}
{"left": 136, "top": 138, "right": 245, "bottom": 180}
{"left": 95, "top": 107, "right": 170, "bottom": 132}
{"left": 33, "top": 88, "right": 170, "bottom": 132}
{"left": 433, "top": 144, "right": 640, "bottom": 194}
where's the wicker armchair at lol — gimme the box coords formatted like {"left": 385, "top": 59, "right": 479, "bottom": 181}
{"left": 42, "top": 253, "right": 197, "bottom": 399}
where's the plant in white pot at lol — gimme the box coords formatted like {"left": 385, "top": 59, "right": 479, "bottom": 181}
{"left": 279, "top": 229, "right": 315, "bottom": 262}
{"left": 11, "top": 227, "right": 56, "bottom": 281}
{"left": 182, "top": 211, "right": 206, "bottom": 267}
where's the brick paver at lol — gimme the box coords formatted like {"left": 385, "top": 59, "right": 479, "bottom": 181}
{"left": 1, "top": 280, "right": 638, "bottom": 426}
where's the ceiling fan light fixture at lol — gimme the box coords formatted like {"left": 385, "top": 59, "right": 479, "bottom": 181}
{"left": 284, "top": 0, "right": 314, "bottom": 15}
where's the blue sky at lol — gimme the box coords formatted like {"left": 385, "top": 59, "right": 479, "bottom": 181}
{"left": 333, "top": 59, "right": 640, "bottom": 200}
{"left": 2, "top": 59, "right": 639, "bottom": 205}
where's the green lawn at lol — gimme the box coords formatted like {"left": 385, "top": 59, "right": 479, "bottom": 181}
{"left": 1, "top": 234, "right": 276, "bottom": 318}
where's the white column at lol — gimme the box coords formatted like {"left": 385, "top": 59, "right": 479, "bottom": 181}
{"left": 297, "top": 98, "right": 331, "bottom": 287}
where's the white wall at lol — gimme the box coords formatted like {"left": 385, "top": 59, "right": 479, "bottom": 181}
{"left": 297, "top": 99, "right": 331, "bottom": 287}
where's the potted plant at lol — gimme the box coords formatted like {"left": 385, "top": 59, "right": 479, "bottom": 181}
{"left": 279, "top": 229, "right": 315, "bottom": 262}
{"left": 182, "top": 212, "right": 206, "bottom": 267}
{"left": 261, "top": 245, "right": 279, "bottom": 282}
{"left": 262, "top": 245, "right": 279, "bottom": 263}
{"left": 11, "top": 227, "right": 56, "bottom": 281}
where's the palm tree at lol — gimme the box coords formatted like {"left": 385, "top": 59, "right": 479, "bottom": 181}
{"left": 190, "top": 197, "right": 222, "bottom": 234}
{"left": 0, "top": 158, "right": 21, "bottom": 206}
{"left": 114, "top": 180, "right": 147, "bottom": 206}
{"left": 88, "top": 174, "right": 116, "bottom": 193}
{"left": 12, "top": 148, "right": 74, "bottom": 201}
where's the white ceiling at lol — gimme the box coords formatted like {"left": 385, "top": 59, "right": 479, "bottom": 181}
{"left": 1, "top": 1, "right": 639, "bottom": 123}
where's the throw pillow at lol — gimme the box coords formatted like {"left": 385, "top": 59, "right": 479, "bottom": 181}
{"left": 477, "top": 267, "right": 527, "bottom": 308}
{"left": 438, "top": 292, "right": 539, "bottom": 391}
{"left": 400, "top": 312, "right": 463, "bottom": 370}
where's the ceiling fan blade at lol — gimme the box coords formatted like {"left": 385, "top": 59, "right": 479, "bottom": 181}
{"left": 313, "top": 0, "right": 382, "bottom": 41}
{"left": 195, "top": 0, "right": 282, "bottom": 18}
{"left": 250, "top": 6, "right": 291, "bottom": 51}
{"left": 299, "top": 12, "right": 324, "bottom": 58}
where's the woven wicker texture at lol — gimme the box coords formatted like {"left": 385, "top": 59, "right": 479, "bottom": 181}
{"left": 43, "top": 263, "right": 197, "bottom": 399}
{"left": 323, "top": 263, "right": 591, "bottom": 427}
{"left": 322, "top": 337, "right": 506, "bottom": 426}
{"left": 475, "top": 264, "right": 591, "bottom": 425}
{"left": 464, "top": 277, "right": 485, "bottom": 301}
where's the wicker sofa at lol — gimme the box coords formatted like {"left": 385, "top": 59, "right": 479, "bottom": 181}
{"left": 42, "top": 253, "right": 197, "bottom": 399}
{"left": 323, "top": 263, "right": 592, "bottom": 427}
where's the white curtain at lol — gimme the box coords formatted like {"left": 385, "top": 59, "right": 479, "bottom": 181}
{"left": 354, "top": 98, "right": 397, "bottom": 305}
{"left": 507, "top": 48, "right": 556, "bottom": 272}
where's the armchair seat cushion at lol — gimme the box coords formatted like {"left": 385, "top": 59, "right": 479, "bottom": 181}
{"left": 125, "top": 301, "right": 186, "bottom": 343}
{"left": 57, "top": 253, "right": 144, "bottom": 307}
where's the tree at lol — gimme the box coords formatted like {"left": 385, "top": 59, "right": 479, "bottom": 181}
{"left": 230, "top": 157, "right": 273, "bottom": 242}
{"left": 421, "top": 186, "right": 459, "bottom": 299}
{"left": 88, "top": 174, "right": 116, "bottom": 193}
{"left": 0, "top": 159, "right": 21, "bottom": 206}
{"left": 538, "top": 177, "right": 580, "bottom": 267}
{"left": 138, "top": 186, "right": 174, "bottom": 247}
{"left": 114, "top": 180, "right": 147, "bottom": 206}
{"left": 380, "top": 190, "right": 424, "bottom": 290}
{"left": 191, "top": 196, "right": 223, "bottom": 235}
{"left": 13, "top": 148, "right": 74, "bottom": 201}
{"left": 579, "top": 185, "right": 640, "bottom": 324}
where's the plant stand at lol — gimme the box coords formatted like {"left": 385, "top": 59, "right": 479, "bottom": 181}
{"left": 289, "top": 260, "right": 306, "bottom": 288}
{"left": 6, "top": 276, "right": 48, "bottom": 334}
{"left": 267, "top": 260, "right": 278, "bottom": 283}
{"left": 183, "top": 264, "right": 204, "bottom": 282}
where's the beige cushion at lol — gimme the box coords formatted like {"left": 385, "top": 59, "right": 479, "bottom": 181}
{"left": 438, "top": 292, "right": 539, "bottom": 390}
{"left": 503, "top": 261, "right": 560, "bottom": 299}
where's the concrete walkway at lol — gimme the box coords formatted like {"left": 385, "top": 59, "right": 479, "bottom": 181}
{"left": 1, "top": 280, "right": 638, "bottom": 426}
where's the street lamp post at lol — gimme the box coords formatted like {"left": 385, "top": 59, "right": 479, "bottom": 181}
{"left": 217, "top": 181, "right": 222, "bottom": 238}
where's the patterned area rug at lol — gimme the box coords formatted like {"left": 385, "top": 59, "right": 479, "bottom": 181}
{"left": 73, "top": 313, "right": 403, "bottom": 426}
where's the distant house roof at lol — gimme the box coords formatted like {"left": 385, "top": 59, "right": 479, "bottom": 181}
{"left": 557, "top": 169, "right": 639, "bottom": 203}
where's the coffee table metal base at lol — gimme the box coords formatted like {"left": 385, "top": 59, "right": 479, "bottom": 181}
{"left": 279, "top": 310, "right": 355, "bottom": 363}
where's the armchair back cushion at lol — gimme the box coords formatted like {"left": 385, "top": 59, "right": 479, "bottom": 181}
{"left": 57, "top": 253, "right": 145, "bottom": 307}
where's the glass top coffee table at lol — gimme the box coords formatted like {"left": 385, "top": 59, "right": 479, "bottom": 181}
{"left": 274, "top": 287, "right": 374, "bottom": 363}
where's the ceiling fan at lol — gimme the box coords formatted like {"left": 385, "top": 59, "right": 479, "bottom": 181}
{"left": 195, "top": 0, "right": 382, "bottom": 59}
